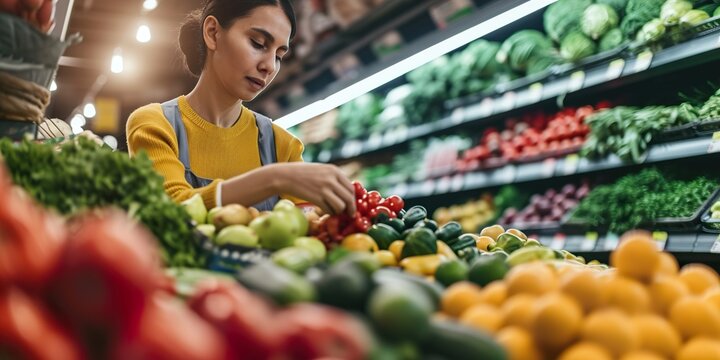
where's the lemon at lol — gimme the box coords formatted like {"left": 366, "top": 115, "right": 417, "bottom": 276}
{"left": 374, "top": 250, "right": 397, "bottom": 267}
{"left": 388, "top": 240, "right": 404, "bottom": 260}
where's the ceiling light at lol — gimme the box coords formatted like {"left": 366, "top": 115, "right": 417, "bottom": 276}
{"left": 111, "top": 48, "right": 124, "bottom": 74}
{"left": 83, "top": 103, "right": 96, "bottom": 118}
{"left": 50, "top": 80, "right": 57, "bottom": 92}
{"left": 143, "top": 0, "right": 158, "bottom": 11}
{"left": 136, "top": 24, "right": 151, "bottom": 43}
{"left": 274, "top": 0, "right": 558, "bottom": 129}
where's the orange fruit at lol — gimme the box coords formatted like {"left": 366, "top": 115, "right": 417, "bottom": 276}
{"left": 656, "top": 252, "right": 679, "bottom": 277}
{"left": 581, "top": 309, "right": 640, "bottom": 356}
{"left": 341, "top": 233, "right": 378, "bottom": 252}
{"left": 706, "top": 287, "right": 720, "bottom": 312}
{"left": 610, "top": 231, "right": 659, "bottom": 282}
{"left": 632, "top": 314, "right": 682, "bottom": 358}
{"left": 501, "top": 294, "right": 537, "bottom": 329}
{"left": 670, "top": 296, "right": 720, "bottom": 340}
{"left": 496, "top": 326, "right": 543, "bottom": 360}
{"left": 676, "top": 337, "right": 720, "bottom": 360}
{"left": 558, "top": 342, "right": 613, "bottom": 360}
{"left": 560, "top": 269, "right": 603, "bottom": 313}
{"left": 647, "top": 275, "right": 689, "bottom": 315}
{"left": 679, "top": 264, "right": 720, "bottom": 295}
{"left": 506, "top": 262, "right": 558, "bottom": 296}
{"left": 441, "top": 281, "right": 484, "bottom": 318}
{"left": 601, "top": 275, "right": 651, "bottom": 314}
{"left": 531, "top": 292, "right": 583, "bottom": 350}
{"left": 477, "top": 281, "right": 508, "bottom": 307}
{"left": 618, "top": 350, "right": 664, "bottom": 360}
{"left": 459, "top": 303, "right": 503, "bottom": 334}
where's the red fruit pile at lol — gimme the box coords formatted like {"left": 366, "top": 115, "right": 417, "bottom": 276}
{"left": 311, "top": 181, "right": 405, "bottom": 246}
{"left": 499, "top": 181, "right": 592, "bottom": 227}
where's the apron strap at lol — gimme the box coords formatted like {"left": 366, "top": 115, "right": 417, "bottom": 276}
{"left": 160, "top": 98, "right": 192, "bottom": 171}
{"left": 253, "top": 111, "right": 277, "bottom": 166}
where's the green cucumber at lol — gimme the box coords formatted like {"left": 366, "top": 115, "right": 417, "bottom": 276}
{"left": 402, "top": 206, "right": 427, "bottom": 229}
{"left": 236, "top": 261, "right": 315, "bottom": 306}
{"left": 449, "top": 234, "right": 477, "bottom": 255}
{"left": 383, "top": 218, "right": 406, "bottom": 233}
{"left": 420, "top": 318, "right": 507, "bottom": 360}
{"left": 368, "top": 224, "right": 402, "bottom": 250}
{"left": 413, "top": 219, "right": 438, "bottom": 232}
{"left": 367, "top": 282, "right": 433, "bottom": 341}
{"left": 317, "top": 261, "right": 372, "bottom": 311}
{"left": 435, "top": 221, "right": 462, "bottom": 242}
{"left": 372, "top": 268, "right": 444, "bottom": 310}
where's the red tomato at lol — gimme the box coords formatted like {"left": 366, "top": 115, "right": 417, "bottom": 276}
{"left": 353, "top": 216, "right": 371, "bottom": 233}
{"left": 356, "top": 199, "right": 369, "bottom": 215}
{"left": 374, "top": 206, "right": 394, "bottom": 219}
{"left": 352, "top": 181, "right": 366, "bottom": 200}
{"left": 366, "top": 191, "right": 382, "bottom": 208}
{"left": 384, "top": 195, "right": 405, "bottom": 212}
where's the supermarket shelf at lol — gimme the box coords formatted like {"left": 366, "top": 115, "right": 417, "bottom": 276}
{"left": 388, "top": 135, "right": 718, "bottom": 200}
{"left": 317, "top": 29, "right": 720, "bottom": 164}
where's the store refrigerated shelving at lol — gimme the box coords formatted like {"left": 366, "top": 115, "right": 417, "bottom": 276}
{"left": 384, "top": 134, "right": 720, "bottom": 201}
{"left": 314, "top": 26, "right": 720, "bottom": 164}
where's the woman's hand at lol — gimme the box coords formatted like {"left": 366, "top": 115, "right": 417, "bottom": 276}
{"left": 272, "top": 163, "right": 356, "bottom": 216}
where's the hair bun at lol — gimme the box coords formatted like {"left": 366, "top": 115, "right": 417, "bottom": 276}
{"left": 178, "top": 10, "right": 205, "bottom": 77}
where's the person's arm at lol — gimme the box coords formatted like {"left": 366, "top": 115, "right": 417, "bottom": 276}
{"left": 126, "top": 105, "right": 221, "bottom": 209}
{"left": 220, "top": 162, "right": 356, "bottom": 215}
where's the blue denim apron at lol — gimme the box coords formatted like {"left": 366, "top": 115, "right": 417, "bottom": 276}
{"left": 160, "top": 98, "right": 280, "bottom": 211}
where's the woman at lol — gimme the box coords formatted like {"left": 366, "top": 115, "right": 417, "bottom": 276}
{"left": 127, "top": 0, "right": 355, "bottom": 216}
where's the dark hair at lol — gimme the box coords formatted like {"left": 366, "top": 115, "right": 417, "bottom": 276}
{"left": 179, "top": 0, "right": 296, "bottom": 77}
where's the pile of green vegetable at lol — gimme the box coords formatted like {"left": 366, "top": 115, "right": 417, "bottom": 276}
{"left": 447, "top": 40, "right": 510, "bottom": 98}
{"left": 0, "top": 138, "right": 200, "bottom": 267}
{"left": 700, "top": 88, "right": 720, "bottom": 119}
{"left": 571, "top": 168, "right": 716, "bottom": 233}
{"left": 335, "top": 93, "right": 383, "bottom": 140}
{"left": 581, "top": 103, "right": 699, "bottom": 163}
{"left": 496, "top": 30, "right": 558, "bottom": 75}
{"left": 401, "top": 56, "right": 454, "bottom": 124}
{"left": 627, "top": 0, "right": 715, "bottom": 45}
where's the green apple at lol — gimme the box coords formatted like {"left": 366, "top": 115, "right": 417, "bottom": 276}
{"left": 181, "top": 193, "right": 207, "bottom": 225}
{"left": 215, "top": 225, "right": 259, "bottom": 247}
{"left": 250, "top": 213, "right": 296, "bottom": 250}
{"left": 294, "top": 237, "right": 327, "bottom": 261}
{"left": 206, "top": 207, "right": 222, "bottom": 225}
{"left": 196, "top": 224, "right": 216, "bottom": 239}
{"left": 273, "top": 203, "right": 309, "bottom": 237}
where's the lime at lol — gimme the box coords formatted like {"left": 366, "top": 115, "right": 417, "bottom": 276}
{"left": 468, "top": 253, "right": 509, "bottom": 286}
{"left": 435, "top": 260, "right": 469, "bottom": 287}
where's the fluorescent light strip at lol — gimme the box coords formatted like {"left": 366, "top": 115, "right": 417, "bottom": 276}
{"left": 275, "top": 0, "right": 558, "bottom": 129}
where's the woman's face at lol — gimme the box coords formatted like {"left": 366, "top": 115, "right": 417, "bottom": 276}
{"left": 209, "top": 5, "right": 291, "bottom": 101}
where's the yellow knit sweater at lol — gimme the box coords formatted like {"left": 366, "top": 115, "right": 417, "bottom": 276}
{"left": 126, "top": 95, "right": 304, "bottom": 209}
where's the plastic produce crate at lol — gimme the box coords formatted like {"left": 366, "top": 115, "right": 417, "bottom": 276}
{"left": 695, "top": 119, "right": 720, "bottom": 136}
{"left": 193, "top": 227, "right": 271, "bottom": 274}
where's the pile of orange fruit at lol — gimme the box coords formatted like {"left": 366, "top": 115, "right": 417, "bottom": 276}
{"left": 440, "top": 230, "right": 720, "bottom": 360}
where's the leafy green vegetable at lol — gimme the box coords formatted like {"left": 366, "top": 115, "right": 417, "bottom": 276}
{"left": 582, "top": 104, "right": 698, "bottom": 163}
{"left": 597, "top": 0, "right": 628, "bottom": 17}
{"left": 447, "top": 40, "right": 505, "bottom": 98}
{"left": 636, "top": 18, "right": 667, "bottom": 43}
{"left": 679, "top": 9, "right": 710, "bottom": 28}
{"left": 544, "top": 0, "right": 593, "bottom": 43}
{"left": 621, "top": 0, "right": 665, "bottom": 38}
{"left": 402, "top": 56, "right": 453, "bottom": 124}
{"left": 336, "top": 93, "right": 382, "bottom": 140}
{"left": 560, "top": 31, "right": 597, "bottom": 62}
{"left": 582, "top": 4, "right": 620, "bottom": 40}
{"left": 700, "top": 89, "right": 720, "bottom": 119}
{"left": 0, "top": 138, "right": 200, "bottom": 267}
{"left": 496, "top": 30, "right": 554, "bottom": 73}
{"left": 661, "top": 0, "right": 693, "bottom": 26}
{"left": 599, "top": 28, "right": 626, "bottom": 52}
{"left": 571, "top": 168, "right": 716, "bottom": 233}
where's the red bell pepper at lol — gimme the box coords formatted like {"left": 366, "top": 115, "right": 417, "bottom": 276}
{"left": 0, "top": 288, "right": 83, "bottom": 360}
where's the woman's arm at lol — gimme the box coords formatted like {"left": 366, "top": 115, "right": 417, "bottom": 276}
{"left": 220, "top": 162, "right": 356, "bottom": 215}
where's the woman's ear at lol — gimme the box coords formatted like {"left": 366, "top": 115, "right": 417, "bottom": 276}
{"left": 203, "top": 15, "right": 221, "bottom": 51}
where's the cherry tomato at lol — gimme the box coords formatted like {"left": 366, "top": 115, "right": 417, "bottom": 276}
{"left": 384, "top": 195, "right": 405, "bottom": 212}
{"left": 373, "top": 206, "right": 394, "bottom": 219}
{"left": 366, "top": 191, "right": 382, "bottom": 208}
{"left": 352, "top": 181, "right": 366, "bottom": 200}
{"left": 356, "top": 200, "right": 369, "bottom": 215}
{"left": 354, "top": 216, "right": 371, "bottom": 233}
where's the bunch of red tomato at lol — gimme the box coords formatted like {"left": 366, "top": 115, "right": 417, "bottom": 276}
{"left": 311, "top": 182, "right": 405, "bottom": 246}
